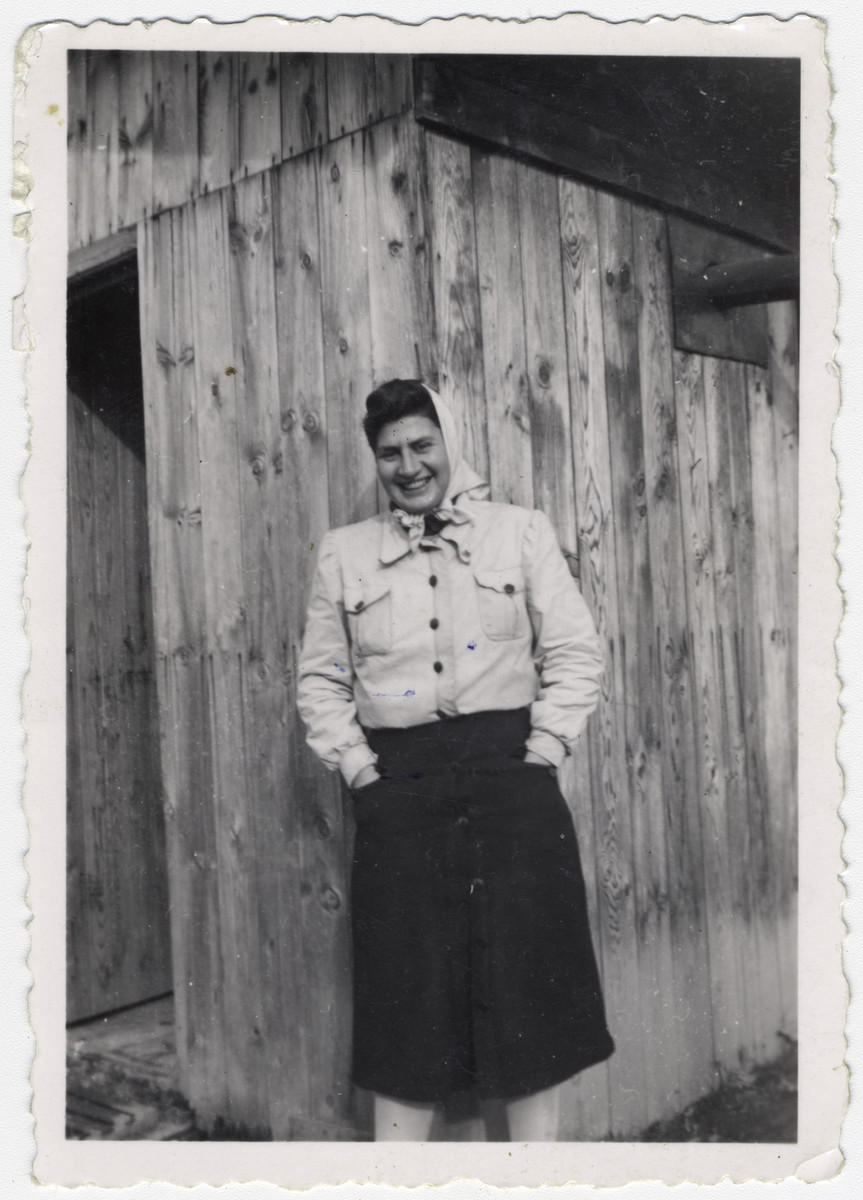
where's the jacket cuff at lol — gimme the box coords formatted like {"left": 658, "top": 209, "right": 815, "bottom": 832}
{"left": 525, "top": 729, "right": 567, "bottom": 768}
{"left": 339, "top": 742, "right": 379, "bottom": 787}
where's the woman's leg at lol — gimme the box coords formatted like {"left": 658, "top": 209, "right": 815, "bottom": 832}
{"left": 505, "top": 1080, "right": 563, "bottom": 1142}
{"left": 374, "top": 1094, "right": 437, "bottom": 1141}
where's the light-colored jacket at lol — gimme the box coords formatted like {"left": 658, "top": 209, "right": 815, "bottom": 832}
{"left": 297, "top": 498, "right": 605, "bottom": 785}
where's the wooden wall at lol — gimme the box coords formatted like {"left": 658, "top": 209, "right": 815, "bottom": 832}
{"left": 66, "top": 278, "right": 171, "bottom": 1021}
{"left": 68, "top": 52, "right": 798, "bottom": 1140}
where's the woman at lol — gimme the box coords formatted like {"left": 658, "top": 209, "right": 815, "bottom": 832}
{"left": 298, "top": 379, "right": 614, "bottom": 1140}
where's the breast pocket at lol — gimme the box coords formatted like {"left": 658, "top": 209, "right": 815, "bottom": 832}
{"left": 344, "top": 584, "right": 393, "bottom": 657}
{"left": 474, "top": 567, "right": 526, "bottom": 641}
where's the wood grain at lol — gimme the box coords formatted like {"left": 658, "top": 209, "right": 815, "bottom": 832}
{"left": 138, "top": 208, "right": 226, "bottom": 1118}
{"left": 67, "top": 50, "right": 89, "bottom": 249}
{"left": 280, "top": 53, "right": 328, "bottom": 157}
{"left": 326, "top": 54, "right": 376, "bottom": 140}
{"left": 424, "top": 129, "right": 488, "bottom": 481}
{"left": 318, "top": 132, "right": 377, "bottom": 527}
{"left": 238, "top": 53, "right": 282, "bottom": 178}
{"left": 374, "top": 54, "right": 413, "bottom": 120}
{"left": 471, "top": 150, "right": 533, "bottom": 508}
{"left": 631, "top": 202, "right": 717, "bottom": 1111}
{"left": 152, "top": 52, "right": 198, "bottom": 214}
{"left": 117, "top": 50, "right": 153, "bottom": 227}
{"left": 197, "top": 52, "right": 239, "bottom": 197}
{"left": 87, "top": 50, "right": 121, "bottom": 242}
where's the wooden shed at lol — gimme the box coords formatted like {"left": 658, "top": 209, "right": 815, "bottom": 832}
{"left": 66, "top": 49, "right": 799, "bottom": 1140}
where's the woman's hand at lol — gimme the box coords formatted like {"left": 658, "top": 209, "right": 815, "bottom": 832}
{"left": 352, "top": 764, "right": 382, "bottom": 789}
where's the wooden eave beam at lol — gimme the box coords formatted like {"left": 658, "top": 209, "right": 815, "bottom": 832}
{"left": 414, "top": 58, "right": 795, "bottom": 253}
{"left": 675, "top": 254, "right": 799, "bottom": 309}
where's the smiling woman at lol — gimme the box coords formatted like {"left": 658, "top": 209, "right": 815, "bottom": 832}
{"left": 297, "top": 380, "right": 613, "bottom": 1140}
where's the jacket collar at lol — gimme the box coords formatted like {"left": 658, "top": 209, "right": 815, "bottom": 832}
{"left": 378, "top": 505, "right": 475, "bottom": 566}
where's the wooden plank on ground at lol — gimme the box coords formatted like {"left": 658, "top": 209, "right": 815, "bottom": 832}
{"left": 364, "top": 115, "right": 435, "bottom": 385}
{"left": 190, "top": 188, "right": 271, "bottom": 1135}
{"left": 672, "top": 348, "right": 749, "bottom": 1072}
{"left": 318, "top": 133, "right": 377, "bottom": 527}
{"left": 117, "top": 51, "right": 154, "bottom": 227}
{"left": 280, "top": 53, "right": 328, "bottom": 157}
{"left": 424, "top": 129, "right": 488, "bottom": 482}
{"left": 516, "top": 162, "right": 578, "bottom": 564}
{"left": 67, "top": 49, "right": 89, "bottom": 250}
{"left": 631, "top": 201, "right": 717, "bottom": 1112}
{"left": 471, "top": 150, "right": 532, "bottom": 509}
{"left": 237, "top": 53, "right": 282, "bottom": 178}
{"left": 595, "top": 189, "right": 674, "bottom": 1134}
{"left": 197, "top": 52, "right": 239, "bottom": 196}
{"left": 326, "top": 54, "right": 376, "bottom": 139}
{"left": 138, "top": 207, "right": 226, "bottom": 1119}
{"left": 152, "top": 52, "right": 198, "bottom": 214}
{"left": 558, "top": 175, "right": 648, "bottom": 1135}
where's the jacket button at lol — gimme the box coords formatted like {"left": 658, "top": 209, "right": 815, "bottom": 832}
{"left": 429, "top": 617, "right": 440, "bottom": 630}
{"left": 429, "top": 574, "right": 438, "bottom": 587}
{"left": 503, "top": 583, "right": 515, "bottom": 594}
{"left": 355, "top": 599, "right": 365, "bottom": 610}
{"left": 433, "top": 661, "right": 443, "bottom": 673}
{"left": 456, "top": 816, "right": 468, "bottom": 829}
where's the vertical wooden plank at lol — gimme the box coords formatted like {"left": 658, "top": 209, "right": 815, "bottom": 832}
{"left": 516, "top": 163, "right": 578, "bottom": 562}
{"left": 424, "top": 130, "right": 488, "bottom": 482}
{"left": 280, "top": 53, "right": 328, "bottom": 158}
{"left": 318, "top": 133, "right": 377, "bottom": 527}
{"left": 66, "top": 389, "right": 98, "bottom": 1019}
{"left": 472, "top": 150, "right": 533, "bottom": 508}
{"left": 189, "top": 188, "right": 270, "bottom": 1135}
{"left": 704, "top": 356, "right": 780, "bottom": 1065}
{"left": 631, "top": 202, "right": 717, "bottom": 1111}
{"left": 746, "top": 359, "right": 797, "bottom": 1040}
{"left": 86, "top": 50, "right": 121, "bottom": 241}
{"left": 67, "top": 50, "right": 89, "bottom": 250}
{"left": 274, "top": 151, "right": 357, "bottom": 1134}
{"left": 197, "top": 52, "right": 239, "bottom": 196}
{"left": 364, "top": 115, "right": 436, "bottom": 385}
{"left": 560, "top": 175, "right": 663, "bottom": 1136}
{"left": 596, "top": 189, "right": 677, "bottom": 1134}
{"left": 326, "top": 53, "right": 376, "bottom": 139}
{"left": 138, "top": 207, "right": 226, "bottom": 1119}
{"left": 673, "top": 349, "right": 750, "bottom": 1072}
{"left": 374, "top": 54, "right": 412, "bottom": 120}
{"left": 238, "top": 53, "right": 282, "bottom": 178}
{"left": 152, "top": 51, "right": 198, "bottom": 214}
{"left": 117, "top": 51, "right": 154, "bottom": 227}
{"left": 766, "top": 299, "right": 799, "bottom": 1036}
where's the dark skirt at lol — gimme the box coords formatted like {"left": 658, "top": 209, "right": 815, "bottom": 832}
{"left": 350, "top": 708, "right": 614, "bottom": 1103}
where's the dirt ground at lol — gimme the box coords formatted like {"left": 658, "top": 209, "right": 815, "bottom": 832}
{"left": 67, "top": 1020, "right": 797, "bottom": 1142}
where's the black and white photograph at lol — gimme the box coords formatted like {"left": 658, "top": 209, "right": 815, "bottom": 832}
{"left": 15, "top": 11, "right": 845, "bottom": 1189}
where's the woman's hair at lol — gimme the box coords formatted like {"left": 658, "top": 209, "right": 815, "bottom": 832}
{"left": 363, "top": 379, "right": 441, "bottom": 450}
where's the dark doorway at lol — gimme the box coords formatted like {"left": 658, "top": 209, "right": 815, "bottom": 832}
{"left": 66, "top": 257, "right": 173, "bottom": 1022}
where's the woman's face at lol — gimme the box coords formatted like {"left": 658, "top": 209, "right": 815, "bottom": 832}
{"left": 375, "top": 415, "right": 451, "bottom": 514}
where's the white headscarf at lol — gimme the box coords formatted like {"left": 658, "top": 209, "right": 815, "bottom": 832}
{"left": 421, "top": 385, "right": 489, "bottom": 507}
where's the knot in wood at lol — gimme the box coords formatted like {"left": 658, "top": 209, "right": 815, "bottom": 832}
{"left": 300, "top": 251, "right": 312, "bottom": 271}
{"left": 338, "top": 337, "right": 349, "bottom": 355}
{"left": 281, "top": 408, "right": 297, "bottom": 431}
{"left": 273, "top": 451, "right": 284, "bottom": 475}
{"left": 320, "top": 886, "right": 341, "bottom": 912}
{"left": 302, "top": 410, "right": 320, "bottom": 433}
{"left": 251, "top": 449, "right": 268, "bottom": 478}
{"left": 315, "top": 815, "right": 332, "bottom": 839}
{"left": 391, "top": 170, "right": 407, "bottom": 194}
{"left": 330, "top": 163, "right": 340, "bottom": 183}
{"left": 388, "top": 239, "right": 404, "bottom": 258}
{"left": 247, "top": 77, "right": 259, "bottom": 95}
{"left": 537, "top": 359, "right": 552, "bottom": 388}
{"left": 618, "top": 263, "right": 632, "bottom": 292}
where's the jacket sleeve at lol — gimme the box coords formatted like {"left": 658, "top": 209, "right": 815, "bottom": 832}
{"left": 296, "top": 532, "right": 379, "bottom": 786}
{"left": 522, "top": 509, "right": 605, "bottom": 766}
